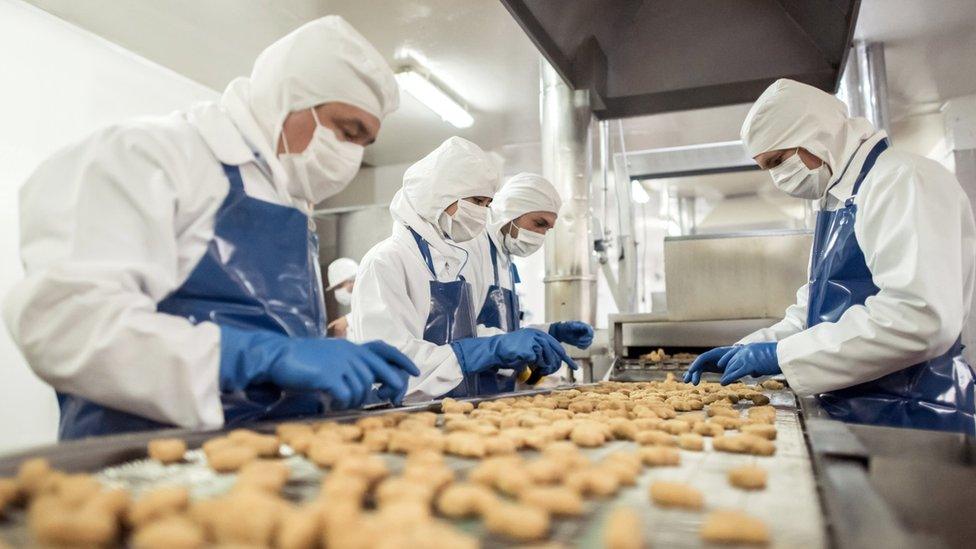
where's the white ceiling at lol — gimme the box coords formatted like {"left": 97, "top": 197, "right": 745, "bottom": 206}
{"left": 24, "top": 0, "right": 976, "bottom": 175}
{"left": 25, "top": 0, "right": 542, "bottom": 166}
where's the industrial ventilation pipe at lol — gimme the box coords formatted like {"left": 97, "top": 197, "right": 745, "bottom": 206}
{"left": 540, "top": 60, "right": 597, "bottom": 378}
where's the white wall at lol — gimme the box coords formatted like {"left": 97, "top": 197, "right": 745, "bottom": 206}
{"left": 0, "top": 0, "right": 217, "bottom": 454}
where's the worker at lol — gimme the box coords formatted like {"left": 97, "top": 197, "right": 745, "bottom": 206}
{"left": 349, "top": 137, "right": 576, "bottom": 400}
{"left": 326, "top": 257, "right": 358, "bottom": 338}
{"left": 459, "top": 172, "right": 594, "bottom": 385}
{"left": 685, "top": 79, "right": 976, "bottom": 434}
{"left": 3, "top": 16, "right": 419, "bottom": 440}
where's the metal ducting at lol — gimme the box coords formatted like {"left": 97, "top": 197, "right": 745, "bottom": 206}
{"left": 500, "top": 0, "right": 861, "bottom": 119}
{"left": 540, "top": 61, "right": 597, "bottom": 350}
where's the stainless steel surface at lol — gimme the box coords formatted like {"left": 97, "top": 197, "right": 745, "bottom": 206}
{"left": 664, "top": 229, "right": 813, "bottom": 242}
{"left": 664, "top": 231, "right": 812, "bottom": 321}
{"left": 848, "top": 41, "right": 891, "bottom": 132}
{"left": 623, "top": 140, "right": 757, "bottom": 181}
{"left": 540, "top": 60, "right": 597, "bottom": 327}
{"left": 609, "top": 315, "right": 780, "bottom": 360}
{"left": 499, "top": 0, "right": 861, "bottom": 118}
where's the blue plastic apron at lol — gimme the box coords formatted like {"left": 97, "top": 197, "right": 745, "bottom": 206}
{"left": 408, "top": 228, "right": 513, "bottom": 396}
{"left": 475, "top": 238, "right": 522, "bottom": 333}
{"left": 810, "top": 139, "right": 976, "bottom": 434}
{"left": 57, "top": 162, "right": 329, "bottom": 439}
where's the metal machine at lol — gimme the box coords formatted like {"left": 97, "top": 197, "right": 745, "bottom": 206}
{"left": 609, "top": 230, "right": 812, "bottom": 380}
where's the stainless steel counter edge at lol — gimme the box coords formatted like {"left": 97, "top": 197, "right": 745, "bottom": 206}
{"left": 798, "top": 396, "right": 949, "bottom": 549}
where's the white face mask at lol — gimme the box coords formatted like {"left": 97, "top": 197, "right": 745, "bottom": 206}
{"left": 502, "top": 222, "right": 546, "bottom": 257}
{"left": 279, "top": 108, "right": 364, "bottom": 205}
{"left": 334, "top": 287, "right": 352, "bottom": 306}
{"left": 438, "top": 199, "right": 488, "bottom": 243}
{"left": 768, "top": 149, "right": 831, "bottom": 199}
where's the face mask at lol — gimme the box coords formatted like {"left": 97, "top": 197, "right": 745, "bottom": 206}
{"left": 438, "top": 199, "right": 488, "bottom": 243}
{"left": 334, "top": 287, "right": 352, "bottom": 306}
{"left": 279, "top": 108, "right": 364, "bottom": 205}
{"left": 502, "top": 222, "right": 546, "bottom": 257}
{"left": 768, "top": 149, "right": 831, "bottom": 199}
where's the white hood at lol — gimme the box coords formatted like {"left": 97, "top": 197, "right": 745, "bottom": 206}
{"left": 219, "top": 15, "right": 398, "bottom": 199}
{"left": 389, "top": 136, "right": 500, "bottom": 257}
{"left": 488, "top": 172, "right": 562, "bottom": 243}
{"left": 741, "top": 79, "right": 875, "bottom": 181}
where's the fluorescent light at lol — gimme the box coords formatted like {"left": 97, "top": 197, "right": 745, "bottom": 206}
{"left": 631, "top": 179, "right": 650, "bottom": 204}
{"left": 396, "top": 69, "right": 474, "bottom": 128}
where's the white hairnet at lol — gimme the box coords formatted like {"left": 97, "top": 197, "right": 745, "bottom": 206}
{"left": 488, "top": 172, "right": 562, "bottom": 238}
{"left": 327, "top": 257, "right": 359, "bottom": 290}
{"left": 740, "top": 79, "right": 876, "bottom": 174}
{"left": 221, "top": 16, "right": 398, "bottom": 158}
{"left": 389, "top": 136, "right": 500, "bottom": 255}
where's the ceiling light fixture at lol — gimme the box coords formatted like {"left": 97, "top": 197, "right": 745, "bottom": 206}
{"left": 396, "top": 68, "right": 474, "bottom": 129}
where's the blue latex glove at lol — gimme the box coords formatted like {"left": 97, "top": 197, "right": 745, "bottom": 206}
{"left": 683, "top": 345, "right": 742, "bottom": 385}
{"left": 720, "top": 342, "right": 780, "bottom": 385}
{"left": 451, "top": 328, "right": 577, "bottom": 376}
{"left": 548, "top": 321, "right": 594, "bottom": 349}
{"left": 219, "top": 325, "right": 420, "bottom": 409}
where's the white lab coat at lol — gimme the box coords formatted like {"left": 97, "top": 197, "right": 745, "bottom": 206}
{"left": 348, "top": 223, "right": 469, "bottom": 400}
{"left": 739, "top": 131, "right": 976, "bottom": 396}
{"left": 2, "top": 101, "right": 310, "bottom": 430}
{"left": 458, "top": 230, "right": 549, "bottom": 335}
{"left": 347, "top": 136, "right": 500, "bottom": 401}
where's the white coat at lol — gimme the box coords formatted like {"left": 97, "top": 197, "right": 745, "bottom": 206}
{"left": 2, "top": 102, "right": 293, "bottom": 430}
{"left": 348, "top": 137, "right": 500, "bottom": 401}
{"left": 3, "top": 16, "right": 400, "bottom": 430}
{"left": 738, "top": 130, "right": 976, "bottom": 396}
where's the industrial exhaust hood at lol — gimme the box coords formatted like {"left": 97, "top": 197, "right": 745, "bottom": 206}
{"left": 499, "top": 0, "right": 861, "bottom": 118}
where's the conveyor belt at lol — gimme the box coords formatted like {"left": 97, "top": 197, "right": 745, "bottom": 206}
{"left": 0, "top": 384, "right": 825, "bottom": 548}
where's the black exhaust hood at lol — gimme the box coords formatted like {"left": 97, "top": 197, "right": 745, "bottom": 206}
{"left": 499, "top": 0, "right": 861, "bottom": 119}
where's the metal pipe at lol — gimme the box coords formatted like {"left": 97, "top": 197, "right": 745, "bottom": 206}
{"left": 599, "top": 119, "right": 610, "bottom": 241}
{"left": 857, "top": 42, "right": 891, "bottom": 136}
{"left": 540, "top": 58, "right": 596, "bottom": 334}
{"left": 838, "top": 41, "right": 891, "bottom": 135}
{"left": 677, "top": 195, "right": 697, "bottom": 235}
{"left": 614, "top": 120, "right": 638, "bottom": 313}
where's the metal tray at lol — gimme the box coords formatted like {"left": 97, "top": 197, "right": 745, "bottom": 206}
{"left": 0, "top": 386, "right": 824, "bottom": 548}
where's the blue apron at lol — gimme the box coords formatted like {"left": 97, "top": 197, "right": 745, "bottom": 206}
{"left": 810, "top": 139, "right": 976, "bottom": 434}
{"left": 475, "top": 238, "right": 522, "bottom": 333}
{"left": 408, "top": 228, "right": 512, "bottom": 396}
{"left": 57, "top": 162, "right": 329, "bottom": 439}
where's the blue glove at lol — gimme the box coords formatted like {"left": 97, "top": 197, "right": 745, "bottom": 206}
{"left": 548, "top": 321, "right": 594, "bottom": 349}
{"left": 451, "top": 328, "right": 577, "bottom": 376}
{"left": 720, "top": 342, "right": 780, "bottom": 385}
{"left": 219, "top": 325, "right": 420, "bottom": 409}
{"left": 683, "top": 345, "right": 742, "bottom": 385}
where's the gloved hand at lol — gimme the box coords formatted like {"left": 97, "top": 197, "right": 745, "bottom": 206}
{"left": 219, "top": 325, "right": 420, "bottom": 409}
{"left": 548, "top": 321, "right": 594, "bottom": 349}
{"left": 719, "top": 342, "right": 780, "bottom": 385}
{"left": 451, "top": 328, "right": 577, "bottom": 376}
{"left": 683, "top": 345, "right": 742, "bottom": 385}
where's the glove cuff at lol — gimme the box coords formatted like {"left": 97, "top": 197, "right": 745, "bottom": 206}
{"left": 218, "top": 325, "right": 287, "bottom": 392}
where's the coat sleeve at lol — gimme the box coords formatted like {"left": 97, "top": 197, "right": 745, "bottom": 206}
{"left": 777, "top": 159, "right": 975, "bottom": 396}
{"left": 737, "top": 284, "right": 809, "bottom": 344}
{"left": 348, "top": 249, "right": 463, "bottom": 400}
{"left": 2, "top": 127, "right": 224, "bottom": 429}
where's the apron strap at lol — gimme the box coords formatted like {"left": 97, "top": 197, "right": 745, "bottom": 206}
{"left": 220, "top": 163, "right": 246, "bottom": 192}
{"left": 850, "top": 139, "right": 890, "bottom": 197}
{"left": 407, "top": 226, "right": 438, "bottom": 278}
{"left": 488, "top": 238, "right": 502, "bottom": 286}
{"left": 510, "top": 263, "right": 521, "bottom": 284}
